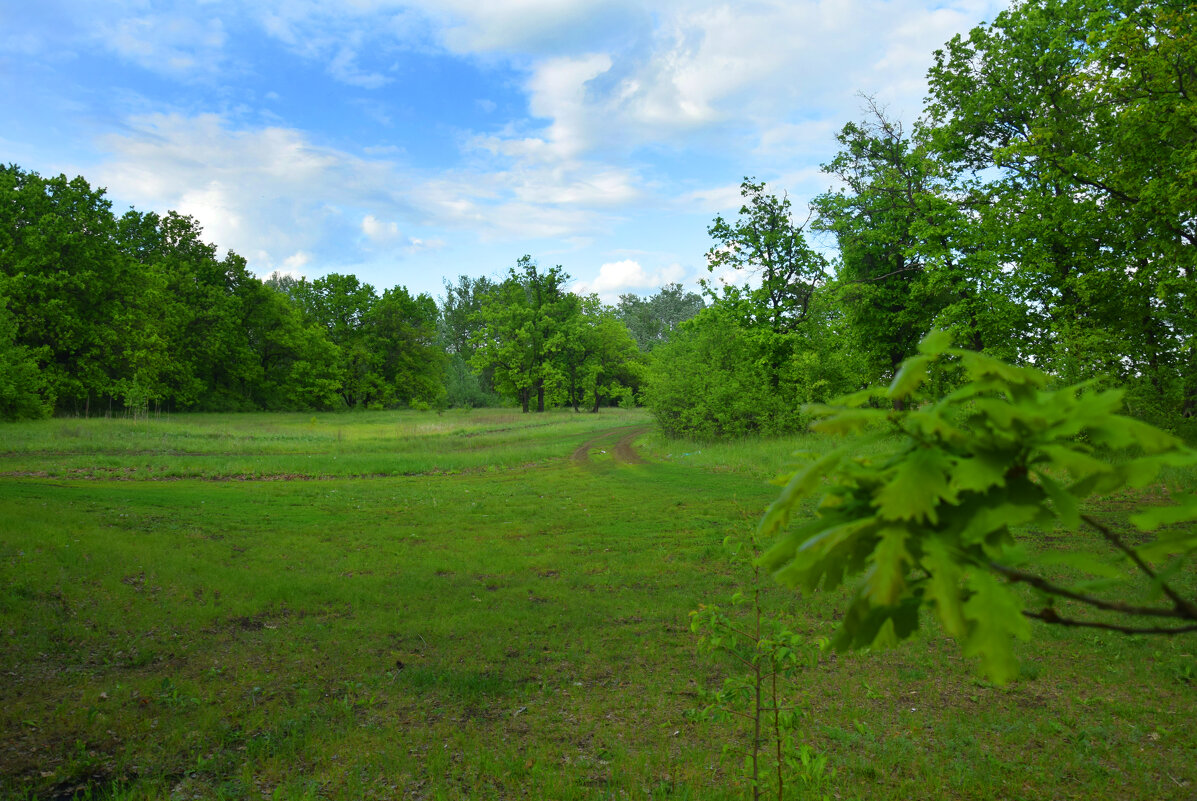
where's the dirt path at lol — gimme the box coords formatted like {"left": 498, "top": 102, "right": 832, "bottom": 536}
{"left": 570, "top": 424, "right": 651, "bottom": 466}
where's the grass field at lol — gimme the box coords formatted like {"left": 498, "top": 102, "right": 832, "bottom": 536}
{"left": 1, "top": 408, "right": 1195, "bottom": 800}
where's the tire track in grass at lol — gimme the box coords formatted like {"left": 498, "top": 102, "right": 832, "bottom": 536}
{"left": 571, "top": 425, "right": 651, "bottom": 466}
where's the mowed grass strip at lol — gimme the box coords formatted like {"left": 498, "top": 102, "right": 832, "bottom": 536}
{"left": 0, "top": 409, "right": 646, "bottom": 479}
{"left": 0, "top": 410, "right": 1194, "bottom": 800}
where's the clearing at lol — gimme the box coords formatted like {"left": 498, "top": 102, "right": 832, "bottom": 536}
{"left": 0, "top": 408, "right": 1194, "bottom": 800}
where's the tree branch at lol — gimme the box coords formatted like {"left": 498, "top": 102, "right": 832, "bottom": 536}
{"left": 1023, "top": 609, "right": 1197, "bottom": 635}
{"left": 989, "top": 561, "right": 1182, "bottom": 618}
{"left": 847, "top": 265, "right": 924, "bottom": 284}
{"left": 1082, "top": 514, "right": 1197, "bottom": 621}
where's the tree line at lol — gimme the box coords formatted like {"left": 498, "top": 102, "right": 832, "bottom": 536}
{"left": 0, "top": 163, "right": 701, "bottom": 419}
{"left": 4, "top": 0, "right": 1192, "bottom": 436}
{"left": 647, "top": 0, "right": 1195, "bottom": 439}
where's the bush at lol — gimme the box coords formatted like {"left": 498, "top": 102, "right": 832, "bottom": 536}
{"left": 644, "top": 307, "right": 858, "bottom": 440}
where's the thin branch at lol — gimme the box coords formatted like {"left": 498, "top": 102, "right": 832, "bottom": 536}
{"left": 720, "top": 622, "right": 761, "bottom": 643}
{"left": 722, "top": 708, "right": 759, "bottom": 722}
{"left": 989, "top": 561, "right": 1182, "bottom": 618}
{"left": 1024, "top": 609, "right": 1197, "bottom": 635}
{"left": 1082, "top": 514, "right": 1197, "bottom": 621}
{"left": 721, "top": 648, "right": 758, "bottom": 673}
{"left": 847, "top": 265, "right": 923, "bottom": 284}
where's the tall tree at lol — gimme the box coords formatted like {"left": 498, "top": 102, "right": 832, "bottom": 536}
{"left": 560, "top": 295, "right": 645, "bottom": 411}
{"left": 368, "top": 287, "right": 446, "bottom": 408}
{"left": 813, "top": 106, "right": 1018, "bottom": 393}
{"left": 706, "top": 179, "right": 828, "bottom": 335}
{"left": 923, "top": 0, "right": 1196, "bottom": 415}
{"left": 0, "top": 166, "right": 164, "bottom": 414}
{"left": 440, "top": 274, "right": 501, "bottom": 407}
{"left": 118, "top": 209, "right": 254, "bottom": 410}
{"left": 616, "top": 283, "right": 705, "bottom": 351}
{"left": 298, "top": 273, "right": 380, "bottom": 407}
{"left": 242, "top": 278, "right": 342, "bottom": 410}
{"left": 471, "top": 256, "right": 578, "bottom": 412}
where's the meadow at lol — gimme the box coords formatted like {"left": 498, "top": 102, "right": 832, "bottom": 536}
{"left": 1, "top": 408, "right": 1194, "bottom": 800}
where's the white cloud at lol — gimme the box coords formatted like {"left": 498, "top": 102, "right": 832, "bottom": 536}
{"left": 426, "top": 0, "right": 643, "bottom": 55}
{"left": 680, "top": 183, "right": 747, "bottom": 215}
{"left": 91, "top": 111, "right": 618, "bottom": 280}
{"left": 362, "top": 214, "right": 401, "bottom": 242}
{"left": 283, "top": 251, "right": 312, "bottom": 273}
{"left": 328, "top": 45, "right": 391, "bottom": 89}
{"left": 451, "top": 0, "right": 1007, "bottom": 180}
{"left": 408, "top": 237, "right": 445, "bottom": 251}
{"left": 37, "top": 0, "right": 1010, "bottom": 298}
{"left": 99, "top": 13, "right": 228, "bottom": 77}
{"left": 573, "top": 258, "right": 687, "bottom": 301}
{"left": 93, "top": 113, "right": 410, "bottom": 274}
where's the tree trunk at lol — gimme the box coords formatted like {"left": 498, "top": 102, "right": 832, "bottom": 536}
{"left": 536, "top": 379, "right": 545, "bottom": 412}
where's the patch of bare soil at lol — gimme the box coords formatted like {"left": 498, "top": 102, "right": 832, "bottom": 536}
{"left": 571, "top": 425, "right": 651, "bottom": 466}
{"left": 612, "top": 428, "right": 647, "bottom": 465}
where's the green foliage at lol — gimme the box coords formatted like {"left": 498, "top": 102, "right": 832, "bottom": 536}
{"left": 922, "top": 0, "right": 1197, "bottom": 415}
{"left": 561, "top": 295, "right": 646, "bottom": 412}
{"left": 0, "top": 293, "right": 50, "bottom": 420}
{"left": 0, "top": 164, "right": 449, "bottom": 417}
{"left": 1, "top": 166, "right": 165, "bottom": 414}
{"left": 690, "top": 530, "right": 833, "bottom": 801}
{"left": 617, "top": 282, "right": 705, "bottom": 351}
{"left": 467, "top": 257, "right": 643, "bottom": 414}
{"left": 707, "top": 179, "right": 828, "bottom": 335}
{"left": 645, "top": 308, "right": 799, "bottom": 439}
{"left": 443, "top": 353, "right": 503, "bottom": 408}
{"left": 439, "top": 275, "right": 502, "bottom": 406}
{"left": 645, "top": 301, "right": 859, "bottom": 441}
{"left": 470, "top": 257, "right": 577, "bottom": 413}
{"left": 760, "top": 333, "right": 1197, "bottom": 684}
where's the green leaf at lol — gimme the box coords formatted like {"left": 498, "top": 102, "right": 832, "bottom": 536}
{"left": 1032, "top": 444, "right": 1110, "bottom": 482}
{"left": 921, "top": 537, "right": 967, "bottom": 637}
{"left": 962, "top": 571, "right": 1030, "bottom": 685}
{"left": 1086, "top": 415, "right": 1183, "bottom": 452}
{"left": 810, "top": 408, "right": 888, "bottom": 435}
{"left": 833, "top": 595, "right": 922, "bottom": 651}
{"left": 917, "top": 329, "right": 954, "bottom": 356}
{"left": 888, "top": 355, "right": 930, "bottom": 400}
{"left": 773, "top": 516, "right": 880, "bottom": 592}
{"left": 824, "top": 387, "right": 889, "bottom": 409}
{"left": 1033, "top": 471, "right": 1080, "bottom": 531}
{"left": 874, "top": 447, "right": 955, "bottom": 524}
{"left": 971, "top": 398, "right": 1042, "bottom": 434}
{"left": 953, "top": 349, "right": 1046, "bottom": 388}
{"left": 1122, "top": 452, "right": 1197, "bottom": 489}
{"left": 907, "top": 409, "right": 970, "bottom": 447}
{"left": 757, "top": 448, "right": 848, "bottom": 541}
{"left": 950, "top": 453, "right": 1009, "bottom": 493}
{"left": 865, "top": 526, "right": 911, "bottom": 605}
{"left": 1134, "top": 528, "right": 1197, "bottom": 562}
{"left": 759, "top": 515, "right": 837, "bottom": 576}
{"left": 958, "top": 498, "right": 1047, "bottom": 545}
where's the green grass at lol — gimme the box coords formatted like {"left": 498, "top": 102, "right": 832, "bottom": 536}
{"left": 1, "top": 409, "right": 1195, "bottom": 800}
{"left": 0, "top": 409, "right": 642, "bottom": 479}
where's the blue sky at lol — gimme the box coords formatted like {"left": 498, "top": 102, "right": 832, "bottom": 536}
{"left": 1, "top": 0, "right": 1005, "bottom": 302}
